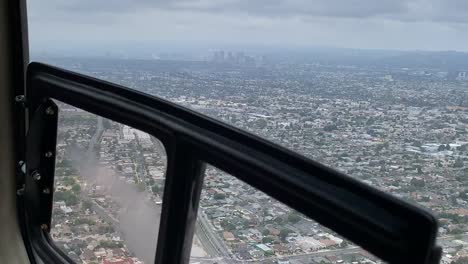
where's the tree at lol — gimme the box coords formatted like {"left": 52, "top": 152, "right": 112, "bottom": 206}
{"left": 147, "top": 178, "right": 155, "bottom": 186}
{"left": 460, "top": 144, "right": 468, "bottom": 151}
{"left": 262, "top": 229, "right": 270, "bottom": 236}
{"left": 421, "top": 196, "right": 430, "bottom": 202}
{"left": 71, "top": 184, "right": 81, "bottom": 194}
{"left": 54, "top": 190, "right": 79, "bottom": 206}
{"left": 340, "top": 241, "right": 348, "bottom": 248}
{"left": 255, "top": 119, "right": 268, "bottom": 129}
{"left": 99, "top": 240, "right": 122, "bottom": 248}
{"left": 151, "top": 185, "right": 160, "bottom": 194}
{"left": 438, "top": 144, "right": 446, "bottom": 151}
{"left": 221, "top": 219, "right": 236, "bottom": 231}
{"left": 274, "top": 217, "right": 283, "bottom": 224}
{"left": 82, "top": 200, "right": 93, "bottom": 211}
{"left": 62, "top": 176, "right": 76, "bottom": 186}
{"left": 417, "top": 166, "right": 423, "bottom": 174}
{"left": 410, "top": 178, "right": 425, "bottom": 188}
{"left": 279, "top": 228, "right": 291, "bottom": 241}
{"left": 287, "top": 213, "right": 301, "bottom": 224}
{"left": 58, "top": 159, "right": 72, "bottom": 168}
{"left": 459, "top": 189, "right": 468, "bottom": 199}
{"left": 412, "top": 141, "right": 422, "bottom": 148}
{"left": 74, "top": 218, "right": 95, "bottom": 225}
{"left": 214, "top": 193, "right": 226, "bottom": 200}
{"left": 454, "top": 158, "right": 464, "bottom": 168}
{"left": 323, "top": 124, "right": 337, "bottom": 132}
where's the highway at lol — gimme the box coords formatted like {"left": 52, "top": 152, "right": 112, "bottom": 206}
{"left": 196, "top": 212, "right": 236, "bottom": 264}
{"left": 85, "top": 116, "right": 103, "bottom": 163}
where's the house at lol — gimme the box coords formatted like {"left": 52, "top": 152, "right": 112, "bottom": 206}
{"left": 223, "top": 231, "right": 235, "bottom": 241}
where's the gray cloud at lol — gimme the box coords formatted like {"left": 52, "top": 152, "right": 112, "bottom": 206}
{"left": 29, "top": 0, "right": 468, "bottom": 23}
{"left": 26, "top": 0, "right": 468, "bottom": 52}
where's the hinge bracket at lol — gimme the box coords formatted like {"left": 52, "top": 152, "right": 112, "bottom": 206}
{"left": 24, "top": 99, "right": 58, "bottom": 230}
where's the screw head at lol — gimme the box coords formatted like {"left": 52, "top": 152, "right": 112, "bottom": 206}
{"left": 15, "top": 95, "right": 25, "bottom": 102}
{"left": 43, "top": 188, "right": 51, "bottom": 194}
{"left": 32, "top": 171, "right": 41, "bottom": 181}
{"left": 45, "top": 151, "right": 53, "bottom": 158}
{"left": 40, "top": 224, "right": 48, "bottom": 231}
{"left": 45, "top": 107, "right": 55, "bottom": 115}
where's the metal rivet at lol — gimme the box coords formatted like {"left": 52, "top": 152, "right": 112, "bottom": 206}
{"left": 45, "top": 151, "right": 53, "bottom": 158}
{"left": 40, "top": 224, "right": 48, "bottom": 231}
{"left": 15, "top": 95, "right": 25, "bottom": 102}
{"left": 43, "top": 188, "right": 50, "bottom": 194}
{"left": 45, "top": 107, "right": 55, "bottom": 115}
{"left": 32, "top": 171, "right": 41, "bottom": 181}
{"left": 16, "top": 188, "right": 25, "bottom": 196}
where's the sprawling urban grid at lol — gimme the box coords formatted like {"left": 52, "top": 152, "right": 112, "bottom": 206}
{"left": 46, "top": 50, "right": 468, "bottom": 264}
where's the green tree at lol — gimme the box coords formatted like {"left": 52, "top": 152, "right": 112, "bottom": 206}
{"left": 147, "top": 178, "right": 155, "bottom": 186}
{"left": 274, "top": 217, "right": 283, "bottom": 224}
{"left": 58, "top": 159, "right": 72, "bottom": 168}
{"left": 71, "top": 184, "right": 81, "bottom": 194}
{"left": 99, "top": 240, "right": 122, "bottom": 249}
{"left": 279, "top": 228, "right": 291, "bottom": 241}
{"left": 62, "top": 176, "right": 76, "bottom": 186}
{"left": 255, "top": 119, "right": 268, "bottom": 129}
{"left": 287, "top": 213, "right": 301, "bottom": 224}
{"left": 82, "top": 200, "right": 93, "bottom": 211}
{"left": 74, "top": 218, "right": 95, "bottom": 225}
{"left": 454, "top": 158, "right": 464, "bottom": 168}
{"left": 221, "top": 219, "right": 236, "bottom": 231}
{"left": 54, "top": 190, "right": 79, "bottom": 206}
{"left": 410, "top": 178, "right": 425, "bottom": 187}
{"left": 151, "top": 184, "right": 160, "bottom": 194}
{"left": 214, "top": 193, "right": 226, "bottom": 200}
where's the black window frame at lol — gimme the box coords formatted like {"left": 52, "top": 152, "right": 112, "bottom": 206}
{"left": 19, "top": 62, "right": 441, "bottom": 264}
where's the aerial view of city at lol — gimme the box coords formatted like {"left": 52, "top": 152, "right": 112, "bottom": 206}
{"left": 38, "top": 49, "right": 468, "bottom": 264}
{"left": 21, "top": 0, "right": 468, "bottom": 262}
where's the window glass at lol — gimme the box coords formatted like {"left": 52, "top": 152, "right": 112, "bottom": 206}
{"left": 52, "top": 102, "right": 167, "bottom": 264}
{"left": 190, "top": 165, "right": 384, "bottom": 264}
{"left": 28, "top": 1, "right": 468, "bottom": 262}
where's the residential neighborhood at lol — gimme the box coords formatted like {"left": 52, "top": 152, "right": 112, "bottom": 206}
{"left": 46, "top": 55, "right": 468, "bottom": 264}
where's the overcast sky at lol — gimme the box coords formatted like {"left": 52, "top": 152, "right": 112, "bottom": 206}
{"left": 27, "top": 0, "right": 468, "bottom": 54}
